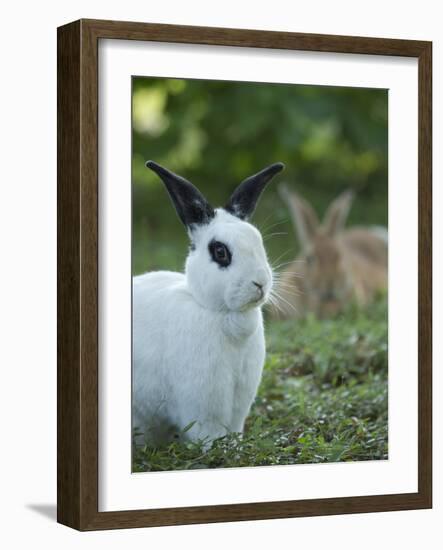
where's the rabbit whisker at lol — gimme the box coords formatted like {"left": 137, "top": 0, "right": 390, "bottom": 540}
{"left": 275, "top": 271, "right": 304, "bottom": 280}
{"left": 260, "top": 217, "right": 289, "bottom": 235}
{"left": 265, "top": 294, "right": 285, "bottom": 314}
{"left": 273, "top": 287, "right": 301, "bottom": 299}
{"left": 272, "top": 259, "right": 303, "bottom": 271}
{"left": 270, "top": 290, "right": 298, "bottom": 313}
{"left": 273, "top": 283, "right": 301, "bottom": 294}
{"left": 257, "top": 212, "right": 278, "bottom": 233}
{"left": 263, "top": 232, "right": 288, "bottom": 242}
{"left": 272, "top": 273, "right": 302, "bottom": 286}
{"left": 271, "top": 248, "right": 297, "bottom": 269}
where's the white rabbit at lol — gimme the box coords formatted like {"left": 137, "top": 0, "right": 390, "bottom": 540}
{"left": 133, "top": 161, "right": 284, "bottom": 447}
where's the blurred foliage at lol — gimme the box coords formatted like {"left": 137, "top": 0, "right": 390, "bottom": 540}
{"left": 132, "top": 77, "right": 388, "bottom": 275}
{"left": 133, "top": 295, "right": 388, "bottom": 471}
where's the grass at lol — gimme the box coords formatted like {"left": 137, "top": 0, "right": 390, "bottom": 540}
{"left": 132, "top": 296, "right": 388, "bottom": 472}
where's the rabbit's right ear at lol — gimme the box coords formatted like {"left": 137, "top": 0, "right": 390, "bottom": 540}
{"left": 279, "top": 184, "right": 319, "bottom": 249}
{"left": 146, "top": 161, "right": 215, "bottom": 230}
{"left": 322, "top": 190, "right": 354, "bottom": 236}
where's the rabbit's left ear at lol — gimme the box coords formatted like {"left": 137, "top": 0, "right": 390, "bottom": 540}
{"left": 322, "top": 190, "right": 355, "bottom": 236}
{"left": 225, "top": 163, "right": 285, "bottom": 220}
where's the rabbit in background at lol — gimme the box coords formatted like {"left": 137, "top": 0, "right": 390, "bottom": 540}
{"left": 133, "top": 161, "right": 284, "bottom": 447}
{"left": 273, "top": 184, "right": 388, "bottom": 319}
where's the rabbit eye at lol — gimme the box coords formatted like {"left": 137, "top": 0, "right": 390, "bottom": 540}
{"left": 209, "top": 240, "right": 232, "bottom": 268}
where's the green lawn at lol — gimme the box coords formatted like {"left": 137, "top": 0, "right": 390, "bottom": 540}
{"left": 133, "top": 296, "right": 388, "bottom": 472}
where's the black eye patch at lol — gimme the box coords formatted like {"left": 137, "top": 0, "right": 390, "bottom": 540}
{"left": 208, "top": 239, "right": 232, "bottom": 268}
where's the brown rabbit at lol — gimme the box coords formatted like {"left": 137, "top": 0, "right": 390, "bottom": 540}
{"left": 273, "top": 185, "right": 388, "bottom": 319}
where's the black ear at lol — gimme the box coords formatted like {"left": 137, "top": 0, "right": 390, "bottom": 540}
{"left": 146, "top": 161, "right": 215, "bottom": 229}
{"left": 225, "top": 163, "right": 285, "bottom": 220}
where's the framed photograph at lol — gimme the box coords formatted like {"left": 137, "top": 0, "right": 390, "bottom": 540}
{"left": 57, "top": 19, "right": 432, "bottom": 530}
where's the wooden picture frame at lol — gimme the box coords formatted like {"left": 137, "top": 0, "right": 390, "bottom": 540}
{"left": 57, "top": 18, "right": 432, "bottom": 530}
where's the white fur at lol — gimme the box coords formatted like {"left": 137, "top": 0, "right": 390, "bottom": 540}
{"left": 133, "top": 209, "right": 272, "bottom": 446}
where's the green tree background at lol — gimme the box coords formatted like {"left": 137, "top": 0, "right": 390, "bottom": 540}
{"left": 132, "top": 77, "right": 387, "bottom": 276}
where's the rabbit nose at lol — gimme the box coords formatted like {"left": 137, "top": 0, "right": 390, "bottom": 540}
{"left": 253, "top": 281, "right": 264, "bottom": 298}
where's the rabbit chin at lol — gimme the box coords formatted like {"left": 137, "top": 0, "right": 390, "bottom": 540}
{"left": 224, "top": 286, "right": 270, "bottom": 312}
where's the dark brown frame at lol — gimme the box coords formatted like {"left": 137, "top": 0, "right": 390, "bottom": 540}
{"left": 57, "top": 18, "right": 432, "bottom": 531}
